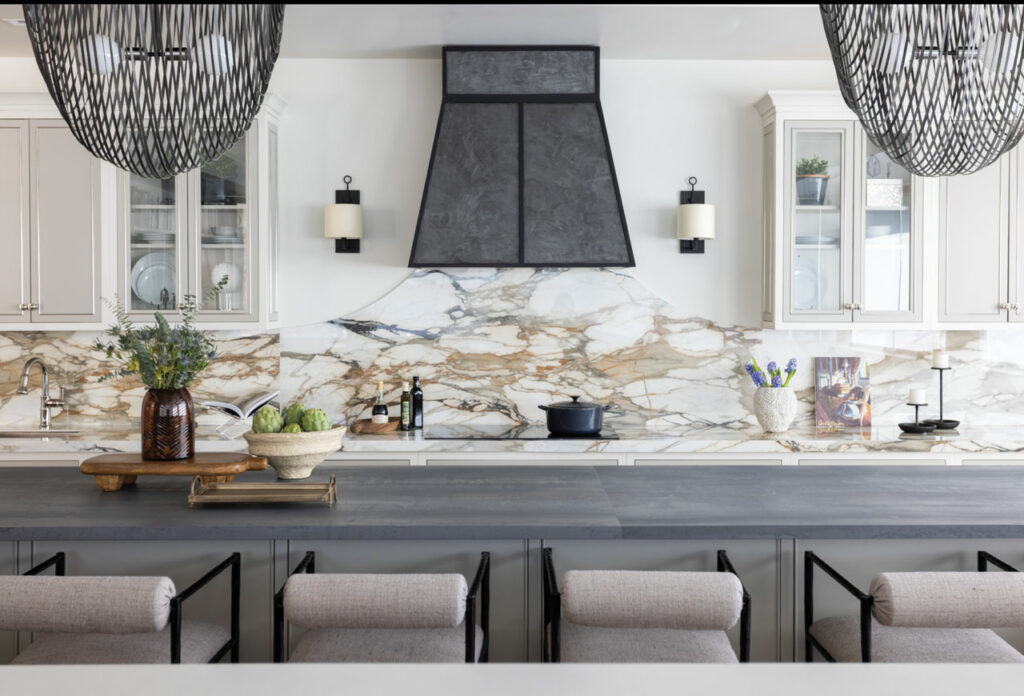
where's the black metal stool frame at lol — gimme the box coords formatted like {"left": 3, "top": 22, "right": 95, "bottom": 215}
{"left": 804, "top": 549, "right": 1018, "bottom": 663}
{"left": 21, "top": 551, "right": 241, "bottom": 664}
{"left": 541, "top": 547, "right": 752, "bottom": 663}
{"left": 274, "top": 551, "right": 491, "bottom": 663}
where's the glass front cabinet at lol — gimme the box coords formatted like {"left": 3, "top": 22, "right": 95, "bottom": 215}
{"left": 117, "top": 98, "right": 283, "bottom": 326}
{"left": 757, "top": 92, "right": 923, "bottom": 327}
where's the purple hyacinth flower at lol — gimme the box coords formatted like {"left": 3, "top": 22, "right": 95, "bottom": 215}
{"left": 744, "top": 362, "right": 755, "bottom": 376}
{"left": 785, "top": 358, "right": 797, "bottom": 374}
{"left": 752, "top": 372, "right": 767, "bottom": 387}
{"left": 767, "top": 361, "right": 778, "bottom": 375}
{"left": 771, "top": 374, "right": 783, "bottom": 388}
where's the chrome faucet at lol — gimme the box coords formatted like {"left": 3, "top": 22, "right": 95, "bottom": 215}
{"left": 16, "top": 358, "right": 65, "bottom": 430}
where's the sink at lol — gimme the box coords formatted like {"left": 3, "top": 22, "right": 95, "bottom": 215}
{"left": 0, "top": 429, "right": 79, "bottom": 438}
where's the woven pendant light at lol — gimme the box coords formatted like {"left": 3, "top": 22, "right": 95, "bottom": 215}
{"left": 821, "top": 4, "right": 1024, "bottom": 176}
{"left": 23, "top": 4, "right": 285, "bottom": 178}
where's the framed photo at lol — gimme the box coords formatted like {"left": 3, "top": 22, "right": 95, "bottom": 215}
{"left": 814, "top": 357, "right": 871, "bottom": 430}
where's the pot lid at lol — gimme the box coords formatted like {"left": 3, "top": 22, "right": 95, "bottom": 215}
{"left": 545, "top": 395, "right": 604, "bottom": 410}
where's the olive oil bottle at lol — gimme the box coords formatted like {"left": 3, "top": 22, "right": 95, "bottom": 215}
{"left": 399, "top": 382, "right": 411, "bottom": 431}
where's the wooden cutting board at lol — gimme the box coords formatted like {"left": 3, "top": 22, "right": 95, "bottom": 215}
{"left": 80, "top": 452, "right": 267, "bottom": 492}
{"left": 349, "top": 417, "right": 401, "bottom": 434}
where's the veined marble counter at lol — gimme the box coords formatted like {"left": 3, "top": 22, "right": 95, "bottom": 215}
{"left": 339, "top": 422, "right": 1024, "bottom": 456}
{"left": 1, "top": 419, "right": 1024, "bottom": 457}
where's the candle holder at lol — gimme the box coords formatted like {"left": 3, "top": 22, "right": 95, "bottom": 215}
{"left": 899, "top": 403, "right": 937, "bottom": 434}
{"left": 922, "top": 367, "right": 959, "bottom": 430}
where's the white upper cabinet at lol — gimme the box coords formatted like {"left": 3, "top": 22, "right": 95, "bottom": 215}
{"left": 0, "top": 118, "right": 101, "bottom": 326}
{"left": 116, "top": 98, "right": 284, "bottom": 327}
{"left": 758, "top": 92, "right": 930, "bottom": 328}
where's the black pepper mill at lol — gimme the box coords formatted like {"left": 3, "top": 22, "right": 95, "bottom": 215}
{"left": 411, "top": 376, "right": 424, "bottom": 430}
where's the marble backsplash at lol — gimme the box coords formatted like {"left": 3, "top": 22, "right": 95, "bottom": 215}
{"left": 1, "top": 268, "right": 1022, "bottom": 432}
{"left": 0, "top": 330, "right": 278, "bottom": 426}
{"left": 279, "top": 269, "right": 1024, "bottom": 431}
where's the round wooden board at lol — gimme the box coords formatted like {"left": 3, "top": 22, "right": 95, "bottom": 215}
{"left": 349, "top": 417, "right": 401, "bottom": 434}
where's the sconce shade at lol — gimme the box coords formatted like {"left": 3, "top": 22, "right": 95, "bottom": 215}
{"left": 676, "top": 203, "right": 715, "bottom": 241}
{"left": 324, "top": 203, "right": 363, "bottom": 240}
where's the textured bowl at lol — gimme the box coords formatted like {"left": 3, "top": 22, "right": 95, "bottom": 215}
{"left": 243, "top": 426, "right": 344, "bottom": 479}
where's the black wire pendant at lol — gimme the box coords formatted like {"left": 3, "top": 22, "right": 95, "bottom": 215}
{"left": 820, "top": 4, "right": 1024, "bottom": 177}
{"left": 23, "top": 4, "right": 285, "bottom": 178}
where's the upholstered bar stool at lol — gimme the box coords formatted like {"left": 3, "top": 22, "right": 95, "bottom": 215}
{"left": 805, "top": 550, "right": 1024, "bottom": 663}
{"left": 0, "top": 552, "right": 240, "bottom": 664}
{"left": 542, "top": 548, "right": 751, "bottom": 663}
{"left": 274, "top": 551, "right": 490, "bottom": 663}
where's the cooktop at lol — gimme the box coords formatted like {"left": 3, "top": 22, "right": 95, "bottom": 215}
{"left": 422, "top": 424, "right": 620, "bottom": 441}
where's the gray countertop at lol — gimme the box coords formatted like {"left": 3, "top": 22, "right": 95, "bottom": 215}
{"left": 4, "top": 464, "right": 1024, "bottom": 541}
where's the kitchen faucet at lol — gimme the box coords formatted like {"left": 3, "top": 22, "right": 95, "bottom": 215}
{"left": 16, "top": 357, "right": 65, "bottom": 430}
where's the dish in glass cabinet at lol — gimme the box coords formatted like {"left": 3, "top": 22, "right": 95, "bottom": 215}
{"left": 131, "top": 252, "right": 175, "bottom": 306}
{"left": 793, "top": 258, "right": 822, "bottom": 311}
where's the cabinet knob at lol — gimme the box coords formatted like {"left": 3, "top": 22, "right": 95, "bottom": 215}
{"left": 1000, "top": 302, "right": 1012, "bottom": 310}
{"left": 1012, "top": 302, "right": 1021, "bottom": 314}
{"left": 843, "top": 302, "right": 854, "bottom": 310}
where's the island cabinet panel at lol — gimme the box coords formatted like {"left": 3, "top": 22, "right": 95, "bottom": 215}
{"left": 533, "top": 540, "right": 787, "bottom": 663}
{"left": 286, "top": 540, "right": 527, "bottom": 663}
{"left": 29, "top": 540, "right": 275, "bottom": 663}
{"left": 795, "top": 539, "right": 1024, "bottom": 662}
{"left": 0, "top": 542, "right": 14, "bottom": 663}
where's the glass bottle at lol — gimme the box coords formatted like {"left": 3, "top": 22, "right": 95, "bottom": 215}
{"left": 371, "top": 381, "right": 388, "bottom": 424}
{"left": 400, "top": 382, "right": 411, "bottom": 431}
{"left": 411, "top": 376, "right": 424, "bottom": 430}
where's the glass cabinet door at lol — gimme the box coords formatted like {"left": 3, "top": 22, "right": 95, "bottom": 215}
{"left": 856, "top": 138, "right": 916, "bottom": 319}
{"left": 192, "top": 134, "right": 252, "bottom": 318}
{"left": 124, "top": 173, "right": 185, "bottom": 314}
{"left": 786, "top": 123, "right": 852, "bottom": 320}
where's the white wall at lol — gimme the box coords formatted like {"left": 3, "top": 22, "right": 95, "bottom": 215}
{"left": 268, "top": 58, "right": 840, "bottom": 328}
{"left": 0, "top": 56, "right": 840, "bottom": 328}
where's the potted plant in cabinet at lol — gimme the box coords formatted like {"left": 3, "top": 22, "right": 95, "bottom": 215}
{"left": 796, "top": 156, "right": 829, "bottom": 205}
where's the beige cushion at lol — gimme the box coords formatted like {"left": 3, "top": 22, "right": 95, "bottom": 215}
{"left": 871, "top": 572, "right": 1024, "bottom": 628}
{"left": 284, "top": 573, "right": 468, "bottom": 629}
{"left": 809, "top": 615, "right": 1024, "bottom": 663}
{"left": 11, "top": 621, "right": 228, "bottom": 664}
{"left": 290, "top": 625, "right": 483, "bottom": 663}
{"left": 559, "top": 620, "right": 737, "bottom": 663}
{"left": 561, "top": 570, "right": 742, "bottom": 630}
{"left": 0, "top": 576, "right": 175, "bottom": 634}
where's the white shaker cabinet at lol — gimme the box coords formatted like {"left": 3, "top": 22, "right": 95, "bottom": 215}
{"left": 938, "top": 156, "right": 1011, "bottom": 322}
{"left": 757, "top": 92, "right": 923, "bottom": 328}
{"left": 116, "top": 97, "right": 284, "bottom": 327}
{"left": 0, "top": 119, "right": 101, "bottom": 325}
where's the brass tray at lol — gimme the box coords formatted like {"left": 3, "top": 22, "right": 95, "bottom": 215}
{"left": 188, "top": 475, "right": 337, "bottom": 507}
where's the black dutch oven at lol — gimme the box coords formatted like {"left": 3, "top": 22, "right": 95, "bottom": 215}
{"left": 539, "top": 396, "right": 611, "bottom": 436}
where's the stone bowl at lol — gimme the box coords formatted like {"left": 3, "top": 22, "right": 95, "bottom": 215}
{"left": 243, "top": 426, "right": 344, "bottom": 479}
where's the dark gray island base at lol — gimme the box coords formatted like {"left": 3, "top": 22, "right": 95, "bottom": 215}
{"left": 3, "top": 464, "right": 1024, "bottom": 541}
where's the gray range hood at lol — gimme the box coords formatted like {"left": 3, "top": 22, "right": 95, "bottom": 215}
{"left": 409, "top": 46, "right": 634, "bottom": 268}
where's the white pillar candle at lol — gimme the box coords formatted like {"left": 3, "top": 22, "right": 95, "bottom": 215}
{"left": 932, "top": 351, "right": 950, "bottom": 369}
{"left": 909, "top": 388, "right": 927, "bottom": 405}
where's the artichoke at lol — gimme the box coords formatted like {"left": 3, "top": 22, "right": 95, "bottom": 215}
{"left": 300, "top": 408, "right": 332, "bottom": 432}
{"left": 281, "top": 423, "right": 302, "bottom": 434}
{"left": 283, "top": 402, "right": 306, "bottom": 426}
{"left": 252, "top": 405, "right": 284, "bottom": 434}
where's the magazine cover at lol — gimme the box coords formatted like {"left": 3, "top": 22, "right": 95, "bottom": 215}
{"left": 814, "top": 357, "right": 871, "bottom": 430}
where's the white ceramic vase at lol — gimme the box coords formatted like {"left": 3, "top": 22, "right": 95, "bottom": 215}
{"left": 753, "top": 388, "right": 797, "bottom": 433}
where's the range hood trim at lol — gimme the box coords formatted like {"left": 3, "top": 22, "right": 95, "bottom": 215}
{"left": 408, "top": 45, "right": 635, "bottom": 269}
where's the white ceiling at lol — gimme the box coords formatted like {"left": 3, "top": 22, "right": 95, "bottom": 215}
{"left": 0, "top": 4, "right": 831, "bottom": 61}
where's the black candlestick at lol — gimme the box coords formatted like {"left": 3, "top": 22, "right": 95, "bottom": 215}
{"left": 922, "top": 367, "right": 959, "bottom": 430}
{"left": 899, "top": 403, "right": 936, "bottom": 434}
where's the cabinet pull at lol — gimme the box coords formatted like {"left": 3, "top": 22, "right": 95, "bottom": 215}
{"left": 1012, "top": 302, "right": 1021, "bottom": 314}
{"left": 999, "top": 302, "right": 1012, "bottom": 311}
{"left": 843, "top": 302, "right": 855, "bottom": 310}
{"left": 18, "top": 303, "right": 39, "bottom": 311}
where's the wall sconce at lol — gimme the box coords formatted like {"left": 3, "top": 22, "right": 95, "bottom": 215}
{"left": 324, "top": 175, "right": 363, "bottom": 253}
{"left": 676, "top": 176, "right": 715, "bottom": 254}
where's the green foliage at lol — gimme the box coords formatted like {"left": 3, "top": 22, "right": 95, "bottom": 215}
{"left": 283, "top": 402, "right": 307, "bottom": 426}
{"left": 94, "top": 277, "right": 227, "bottom": 390}
{"left": 253, "top": 405, "right": 285, "bottom": 434}
{"left": 300, "top": 408, "right": 331, "bottom": 432}
{"left": 796, "top": 156, "right": 829, "bottom": 176}
{"left": 281, "top": 423, "right": 302, "bottom": 434}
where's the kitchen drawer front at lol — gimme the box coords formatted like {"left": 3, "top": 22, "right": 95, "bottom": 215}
{"left": 636, "top": 458, "right": 784, "bottom": 466}
{"left": 797, "top": 458, "right": 945, "bottom": 466}
{"left": 424, "top": 458, "right": 618, "bottom": 467}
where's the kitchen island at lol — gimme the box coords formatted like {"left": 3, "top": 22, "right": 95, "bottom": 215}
{"left": 3, "top": 463, "right": 1024, "bottom": 663}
